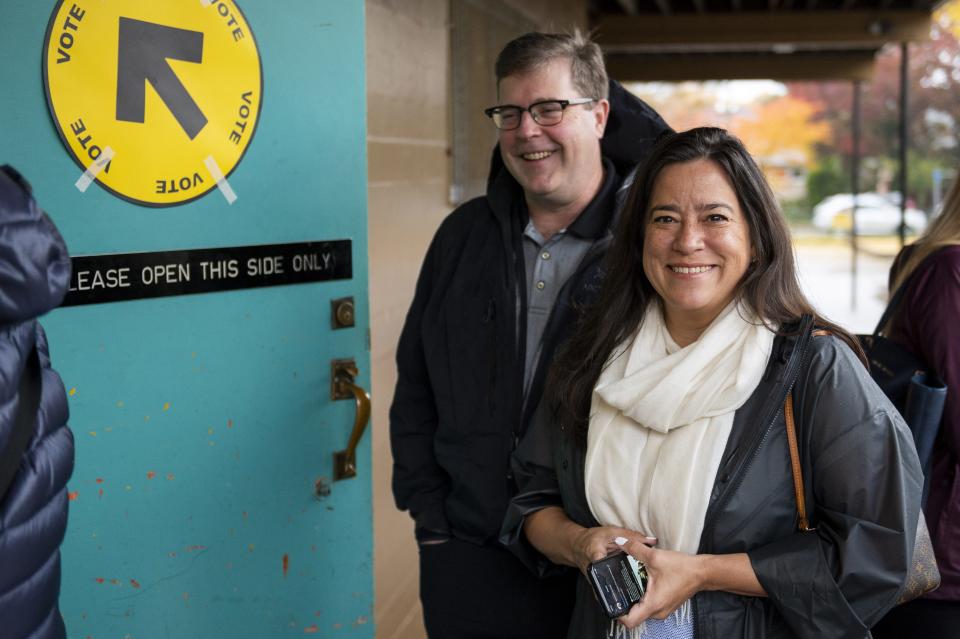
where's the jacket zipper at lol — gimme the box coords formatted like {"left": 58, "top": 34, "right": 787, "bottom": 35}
{"left": 700, "top": 403, "right": 785, "bottom": 553}
{"left": 483, "top": 298, "right": 497, "bottom": 415}
{"left": 700, "top": 319, "right": 814, "bottom": 552}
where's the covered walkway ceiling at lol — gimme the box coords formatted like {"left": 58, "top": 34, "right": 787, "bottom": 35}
{"left": 590, "top": 0, "right": 949, "bottom": 80}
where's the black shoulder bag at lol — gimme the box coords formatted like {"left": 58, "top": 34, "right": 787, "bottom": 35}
{"left": 857, "top": 262, "right": 947, "bottom": 505}
{"left": 0, "top": 345, "right": 41, "bottom": 504}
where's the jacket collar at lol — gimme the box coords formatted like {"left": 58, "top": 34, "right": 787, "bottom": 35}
{"left": 0, "top": 166, "right": 71, "bottom": 323}
{"left": 487, "top": 156, "right": 619, "bottom": 240}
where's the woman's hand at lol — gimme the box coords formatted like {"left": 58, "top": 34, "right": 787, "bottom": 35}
{"left": 523, "top": 508, "right": 656, "bottom": 574}
{"left": 569, "top": 526, "right": 657, "bottom": 575}
{"left": 615, "top": 538, "right": 703, "bottom": 627}
{"left": 614, "top": 537, "right": 766, "bottom": 629}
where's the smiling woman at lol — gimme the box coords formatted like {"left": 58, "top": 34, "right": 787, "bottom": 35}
{"left": 501, "top": 127, "right": 925, "bottom": 639}
{"left": 642, "top": 159, "right": 753, "bottom": 346}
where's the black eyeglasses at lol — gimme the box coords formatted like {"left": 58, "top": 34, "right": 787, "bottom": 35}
{"left": 483, "top": 98, "right": 595, "bottom": 131}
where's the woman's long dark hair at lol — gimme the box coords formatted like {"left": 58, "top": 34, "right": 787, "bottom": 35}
{"left": 548, "top": 127, "right": 863, "bottom": 441}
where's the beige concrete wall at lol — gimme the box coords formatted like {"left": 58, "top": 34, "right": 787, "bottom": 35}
{"left": 366, "top": 2, "right": 586, "bottom": 637}
{"left": 367, "top": 1, "right": 450, "bottom": 637}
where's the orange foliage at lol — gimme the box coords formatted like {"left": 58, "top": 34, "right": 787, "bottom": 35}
{"left": 729, "top": 96, "right": 831, "bottom": 168}
{"left": 938, "top": 0, "right": 960, "bottom": 39}
{"left": 628, "top": 83, "right": 736, "bottom": 132}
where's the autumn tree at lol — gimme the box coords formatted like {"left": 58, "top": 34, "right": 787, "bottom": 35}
{"left": 625, "top": 81, "right": 737, "bottom": 132}
{"left": 730, "top": 96, "right": 831, "bottom": 166}
{"left": 787, "top": 0, "right": 960, "bottom": 208}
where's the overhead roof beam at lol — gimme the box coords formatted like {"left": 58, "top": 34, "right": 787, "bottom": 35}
{"left": 595, "top": 10, "right": 931, "bottom": 51}
{"left": 605, "top": 51, "right": 878, "bottom": 81}
{"left": 653, "top": 0, "right": 672, "bottom": 15}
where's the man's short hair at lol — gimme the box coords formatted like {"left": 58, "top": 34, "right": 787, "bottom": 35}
{"left": 495, "top": 30, "right": 609, "bottom": 101}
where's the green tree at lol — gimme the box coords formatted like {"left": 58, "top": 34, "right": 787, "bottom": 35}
{"left": 806, "top": 155, "right": 848, "bottom": 210}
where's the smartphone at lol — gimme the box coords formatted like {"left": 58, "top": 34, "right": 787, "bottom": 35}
{"left": 587, "top": 550, "right": 649, "bottom": 619}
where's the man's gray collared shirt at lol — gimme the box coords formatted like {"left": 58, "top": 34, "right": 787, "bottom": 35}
{"left": 521, "top": 221, "right": 592, "bottom": 395}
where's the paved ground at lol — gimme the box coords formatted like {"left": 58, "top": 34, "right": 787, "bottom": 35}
{"left": 792, "top": 232, "right": 904, "bottom": 334}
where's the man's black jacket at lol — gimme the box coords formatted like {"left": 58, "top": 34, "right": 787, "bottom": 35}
{"left": 390, "top": 163, "right": 619, "bottom": 544}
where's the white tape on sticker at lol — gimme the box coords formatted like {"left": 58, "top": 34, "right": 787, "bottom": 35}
{"left": 75, "top": 146, "right": 115, "bottom": 193}
{"left": 204, "top": 155, "right": 238, "bottom": 205}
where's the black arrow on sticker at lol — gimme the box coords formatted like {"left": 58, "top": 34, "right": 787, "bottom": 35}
{"left": 116, "top": 17, "right": 208, "bottom": 140}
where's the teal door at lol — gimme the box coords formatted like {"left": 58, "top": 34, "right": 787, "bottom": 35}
{"left": 1, "top": 2, "right": 372, "bottom": 637}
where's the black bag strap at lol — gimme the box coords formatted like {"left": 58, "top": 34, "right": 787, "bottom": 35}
{"left": 873, "top": 247, "right": 944, "bottom": 336}
{"left": 873, "top": 272, "right": 917, "bottom": 337}
{"left": 0, "top": 345, "right": 41, "bottom": 504}
{"left": 766, "top": 314, "right": 816, "bottom": 411}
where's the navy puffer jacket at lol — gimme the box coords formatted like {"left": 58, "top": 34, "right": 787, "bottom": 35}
{"left": 0, "top": 166, "right": 73, "bottom": 639}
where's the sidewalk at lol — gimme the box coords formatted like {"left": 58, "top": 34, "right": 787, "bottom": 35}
{"left": 792, "top": 233, "right": 903, "bottom": 334}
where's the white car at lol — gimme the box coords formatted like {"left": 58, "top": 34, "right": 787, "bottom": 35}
{"left": 811, "top": 193, "right": 928, "bottom": 235}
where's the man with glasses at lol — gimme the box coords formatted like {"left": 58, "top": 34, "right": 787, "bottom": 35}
{"left": 391, "top": 31, "right": 669, "bottom": 638}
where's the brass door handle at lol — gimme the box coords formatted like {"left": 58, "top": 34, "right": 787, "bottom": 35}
{"left": 331, "top": 359, "right": 371, "bottom": 481}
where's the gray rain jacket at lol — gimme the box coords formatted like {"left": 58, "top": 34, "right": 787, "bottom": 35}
{"left": 502, "top": 324, "right": 923, "bottom": 639}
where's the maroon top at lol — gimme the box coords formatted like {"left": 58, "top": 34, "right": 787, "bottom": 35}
{"left": 888, "top": 244, "right": 960, "bottom": 600}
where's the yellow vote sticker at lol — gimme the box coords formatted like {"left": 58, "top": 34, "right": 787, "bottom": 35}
{"left": 43, "top": 1, "right": 262, "bottom": 207}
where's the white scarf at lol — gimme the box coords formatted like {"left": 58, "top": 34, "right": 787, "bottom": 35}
{"left": 585, "top": 300, "right": 774, "bottom": 555}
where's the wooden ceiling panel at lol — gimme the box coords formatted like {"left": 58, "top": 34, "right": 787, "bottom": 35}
{"left": 589, "top": 0, "right": 945, "bottom": 82}
{"left": 605, "top": 50, "right": 878, "bottom": 80}
{"left": 595, "top": 10, "right": 932, "bottom": 51}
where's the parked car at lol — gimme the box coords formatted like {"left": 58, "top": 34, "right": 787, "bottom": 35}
{"left": 811, "top": 192, "right": 928, "bottom": 235}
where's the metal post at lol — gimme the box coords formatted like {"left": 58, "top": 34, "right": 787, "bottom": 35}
{"left": 899, "top": 42, "right": 909, "bottom": 246}
{"left": 851, "top": 80, "right": 861, "bottom": 311}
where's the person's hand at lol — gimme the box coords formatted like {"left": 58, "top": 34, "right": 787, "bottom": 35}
{"left": 615, "top": 537, "right": 704, "bottom": 629}
{"left": 570, "top": 526, "right": 657, "bottom": 575}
